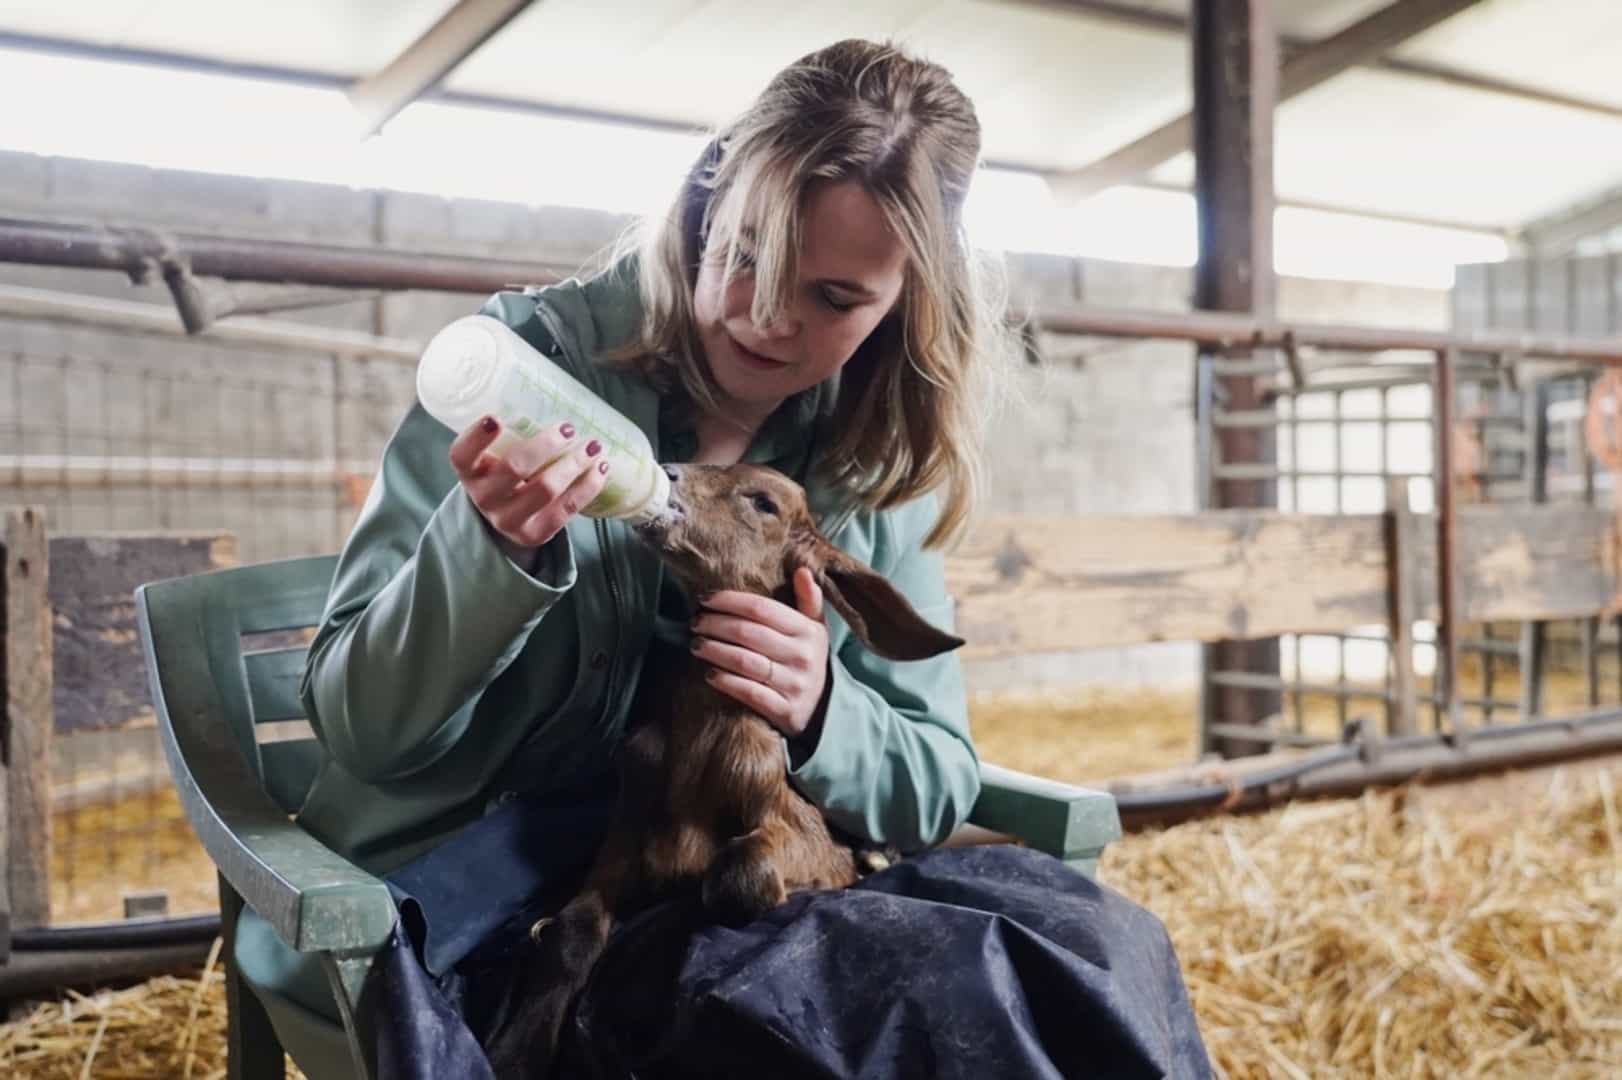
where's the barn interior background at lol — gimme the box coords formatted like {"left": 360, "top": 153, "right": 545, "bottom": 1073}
{"left": 1, "top": 1, "right": 1621, "bottom": 1077}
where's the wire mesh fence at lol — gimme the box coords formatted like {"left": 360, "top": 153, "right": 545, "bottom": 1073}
{"left": 2, "top": 318, "right": 417, "bottom": 921}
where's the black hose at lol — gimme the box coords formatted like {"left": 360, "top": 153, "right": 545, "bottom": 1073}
{"left": 9, "top": 913, "right": 222, "bottom": 952}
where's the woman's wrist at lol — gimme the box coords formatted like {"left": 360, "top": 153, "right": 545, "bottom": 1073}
{"left": 786, "top": 657, "right": 835, "bottom": 768}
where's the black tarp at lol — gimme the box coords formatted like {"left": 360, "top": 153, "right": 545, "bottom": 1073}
{"left": 369, "top": 842, "right": 1211, "bottom": 1079}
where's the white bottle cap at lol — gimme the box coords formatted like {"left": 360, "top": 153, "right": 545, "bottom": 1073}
{"left": 416, "top": 318, "right": 504, "bottom": 432}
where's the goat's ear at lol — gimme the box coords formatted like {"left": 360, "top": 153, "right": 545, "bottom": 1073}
{"left": 805, "top": 541, "right": 965, "bottom": 662}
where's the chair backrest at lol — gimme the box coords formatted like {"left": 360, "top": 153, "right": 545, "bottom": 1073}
{"left": 137, "top": 554, "right": 338, "bottom": 819}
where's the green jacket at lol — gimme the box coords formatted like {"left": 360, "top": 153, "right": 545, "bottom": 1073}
{"left": 293, "top": 257, "right": 980, "bottom": 877}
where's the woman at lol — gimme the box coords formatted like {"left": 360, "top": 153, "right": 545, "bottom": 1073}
{"left": 236, "top": 38, "right": 1208, "bottom": 1079}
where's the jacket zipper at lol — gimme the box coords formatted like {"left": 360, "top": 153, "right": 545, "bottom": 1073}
{"left": 526, "top": 295, "right": 632, "bottom": 746}
{"left": 594, "top": 516, "right": 626, "bottom": 740}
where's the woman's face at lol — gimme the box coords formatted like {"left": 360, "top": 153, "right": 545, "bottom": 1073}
{"left": 693, "top": 179, "right": 908, "bottom": 427}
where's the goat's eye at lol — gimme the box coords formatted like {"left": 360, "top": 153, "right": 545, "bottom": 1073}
{"left": 750, "top": 492, "right": 779, "bottom": 516}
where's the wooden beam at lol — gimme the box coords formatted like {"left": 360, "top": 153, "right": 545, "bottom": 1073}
{"left": 1048, "top": 0, "right": 1485, "bottom": 204}
{"left": 948, "top": 512, "right": 1390, "bottom": 659}
{"left": 946, "top": 505, "right": 1622, "bottom": 660}
{"left": 2, "top": 508, "right": 52, "bottom": 930}
{"left": 346, "top": 0, "right": 538, "bottom": 138}
{"left": 1001, "top": 2, "right": 1622, "bottom": 124}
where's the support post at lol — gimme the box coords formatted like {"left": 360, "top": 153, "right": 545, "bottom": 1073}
{"left": 1193, "top": 0, "right": 1281, "bottom": 758}
{"left": 1433, "top": 349, "right": 1464, "bottom": 738}
{"left": 1518, "top": 378, "right": 1551, "bottom": 722}
{"left": 2, "top": 507, "right": 53, "bottom": 933}
{"left": 1385, "top": 478, "right": 1419, "bottom": 737}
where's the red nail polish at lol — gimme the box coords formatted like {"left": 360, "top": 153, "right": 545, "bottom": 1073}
{"left": 597, "top": 460, "right": 610, "bottom": 474}
{"left": 481, "top": 416, "right": 498, "bottom": 434}
{"left": 586, "top": 440, "right": 602, "bottom": 457}
{"left": 560, "top": 422, "right": 576, "bottom": 438}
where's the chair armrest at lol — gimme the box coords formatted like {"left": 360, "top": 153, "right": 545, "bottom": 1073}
{"left": 968, "top": 762, "right": 1123, "bottom": 870}
{"left": 208, "top": 805, "right": 398, "bottom": 955}
{"left": 137, "top": 588, "right": 396, "bottom": 957}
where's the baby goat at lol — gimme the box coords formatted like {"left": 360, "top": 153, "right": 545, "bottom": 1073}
{"left": 485, "top": 462, "right": 963, "bottom": 1077}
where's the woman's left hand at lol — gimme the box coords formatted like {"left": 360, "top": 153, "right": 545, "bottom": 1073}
{"left": 691, "top": 567, "right": 829, "bottom": 738}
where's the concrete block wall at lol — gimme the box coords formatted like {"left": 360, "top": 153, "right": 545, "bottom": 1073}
{"left": 0, "top": 149, "right": 1451, "bottom": 698}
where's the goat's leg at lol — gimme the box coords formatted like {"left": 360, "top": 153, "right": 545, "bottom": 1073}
{"left": 484, "top": 822, "right": 641, "bottom": 1080}
{"left": 701, "top": 815, "right": 858, "bottom": 925}
{"left": 701, "top": 823, "right": 789, "bottom": 926}
{"left": 483, "top": 888, "right": 615, "bottom": 1079}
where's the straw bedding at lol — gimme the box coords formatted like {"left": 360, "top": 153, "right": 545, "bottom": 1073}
{"left": 6, "top": 666, "right": 1617, "bottom": 1077}
{"left": 6, "top": 758, "right": 1617, "bottom": 1078}
{"left": 1102, "top": 763, "right": 1622, "bottom": 1078}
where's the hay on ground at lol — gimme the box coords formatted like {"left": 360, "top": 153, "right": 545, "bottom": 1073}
{"left": 1102, "top": 763, "right": 1622, "bottom": 1079}
{"left": 5, "top": 762, "right": 1617, "bottom": 1078}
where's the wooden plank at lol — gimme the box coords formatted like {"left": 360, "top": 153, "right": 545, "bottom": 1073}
{"left": 1415, "top": 505, "right": 1618, "bottom": 622}
{"left": 948, "top": 512, "right": 1391, "bottom": 659}
{"left": 3, "top": 507, "right": 52, "bottom": 929}
{"left": 948, "top": 505, "right": 1619, "bottom": 659}
{"left": 48, "top": 532, "right": 237, "bottom": 733}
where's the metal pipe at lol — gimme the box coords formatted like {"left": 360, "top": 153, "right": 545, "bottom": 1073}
{"left": 5, "top": 216, "right": 1621, "bottom": 364}
{"left": 1025, "top": 303, "right": 1622, "bottom": 364}
{"left": 1213, "top": 465, "right": 1434, "bottom": 480}
{"left": 0, "top": 282, "right": 420, "bottom": 361}
{"left": 0, "top": 217, "right": 570, "bottom": 294}
{"left": 2, "top": 455, "right": 372, "bottom": 489}
{"left": 9, "top": 914, "right": 221, "bottom": 952}
{"left": 1204, "top": 722, "right": 1339, "bottom": 748}
{"left": 1434, "top": 348, "right": 1463, "bottom": 737}
{"left": 1116, "top": 709, "right": 1622, "bottom": 828}
{"left": 1208, "top": 671, "right": 1391, "bottom": 700}
{"left": 1113, "top": 744, "right": 1361, "bottom": 815}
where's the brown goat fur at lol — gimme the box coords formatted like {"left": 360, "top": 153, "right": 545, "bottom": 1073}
{"left": 484, "top": 463, "right": 964, "bottom": 1077}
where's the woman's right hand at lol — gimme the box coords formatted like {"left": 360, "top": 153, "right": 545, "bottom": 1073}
{"left": 449, "top": 415, "right": 610, "bottom": 555}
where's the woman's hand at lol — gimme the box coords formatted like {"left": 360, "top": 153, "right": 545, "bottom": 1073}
{"left": 449, "top": 415, "right": 610, "bottom": 557}
{"left": 691, "top": 568, "right": 830, "bottom": 739}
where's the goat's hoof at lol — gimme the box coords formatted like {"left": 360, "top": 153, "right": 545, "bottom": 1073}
{"left": 528, "top": 916, "right": 554, "bottom": 944}
{"left": 702, "top": 852, "right": 784, "bottom": 927}
{"left": 857, "top": 849, "right": 892, "bottom": 874}
{"left": 855, "top": 843, "right": 902, "bottom": 876}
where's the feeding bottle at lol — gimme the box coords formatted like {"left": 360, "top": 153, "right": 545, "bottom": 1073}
{"left": 415, "top": 315, "right": 670, "bottom": 523}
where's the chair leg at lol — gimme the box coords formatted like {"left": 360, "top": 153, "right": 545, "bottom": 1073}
{"left": 219, "top": 875, "right": 287, "bottom": 1080}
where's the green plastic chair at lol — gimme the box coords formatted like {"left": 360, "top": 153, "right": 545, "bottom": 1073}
{"left": 136, "top": 555, "right": 1123, "bottom": 1080}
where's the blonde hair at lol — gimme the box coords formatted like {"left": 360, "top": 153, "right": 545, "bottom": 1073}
{"left": 617, "top": 38, "right": 1015, "bottom": 548}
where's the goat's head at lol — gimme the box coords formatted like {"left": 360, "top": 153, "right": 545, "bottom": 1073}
{"left": 634, "top": 463, "right": 963, "bottom": 662}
